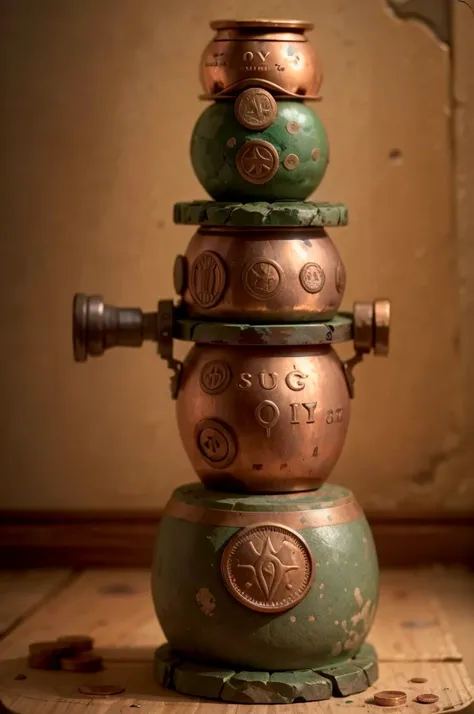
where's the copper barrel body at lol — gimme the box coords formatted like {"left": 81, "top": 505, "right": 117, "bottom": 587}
{"left": 180, "top": 227, "right": 345, "bottom": 323}
{"left": 176, "top": 344, "right": 351, "bottom": 493}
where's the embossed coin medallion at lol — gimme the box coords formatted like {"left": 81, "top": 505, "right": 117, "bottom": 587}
{"left": 189, "top": 251, "right": 226, "bottom": 308}
{"left": 243, "top": 258, "right": 284, "bottom": 301}
{"left": 195, "top": 419, "right": 236, "bottom": 469}
{"left": 286, "top": 121, "right": 300, "bottom": 135}
{"left": 312, "top": 147, "right": 321, "bottom": 161}
{"left": 200, "top": 360, "right": 232, "bottom": 395}
{"left": 335, "top": 261, "right": 346, "bottom": 294}
{"left": 173, "top": 254, "right": 187, "bottom": 296}
{"left": 283, "top": 153, "right": 300, "bottom": 170}
{"left": 234, "top": 88, "right": 278, "bottom": 130}
{"left": 221, "top": 523, "right": 314, "bottom": 613}
{"left": 300, "top": 263, "right": 326, "bottom": 294}
{"left": 236, "top": 140, "right": 279, "bottom": 185}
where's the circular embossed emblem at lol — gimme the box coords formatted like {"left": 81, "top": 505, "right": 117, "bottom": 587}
{"left": 189, "top": 251, "right": 226, "bottom": 309}
{"left": 283, "top": 153, "right": 300, "bottom": 171}
{"left": 236, "top": 140, "right": 279, "bottom": 185}
{"left": 243, "top": 258, "right": 283, "bottom": 300}
{"left": 234, "top": 88, "right": 278, "bottom": 131}
{"left": 300, "top": 262, "right": 326, "bottom": 294}
{"left": 221, "top": 523, "right": 314, "bottom": 613}
{"left": 200, "top": 360, "right": 232, "bottom": 395}
{"left": 335, "top": 261, "right": 346, "bottom": 294}
{"left": 195, "top": 419, "right": 236, "bottom": 469}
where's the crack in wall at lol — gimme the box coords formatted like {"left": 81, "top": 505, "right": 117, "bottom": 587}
{"left": 385, "top": 0, "right": 452, "bottom": 45}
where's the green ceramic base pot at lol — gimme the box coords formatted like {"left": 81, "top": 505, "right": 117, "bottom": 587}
{"left": 152, "top": 483, "right": 379, "bottom": 672}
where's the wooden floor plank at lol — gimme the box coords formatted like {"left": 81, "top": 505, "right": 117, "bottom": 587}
{"left": 0, "top": 570, "right": 163, "bottom": 660}
{"left": 0, "top": 571, "right": 72, "bottom": 639}
{"left": 0, "top": 659, "right": 472, "bottom": 714}
{"left": 0, "top": 568, "right": 472, "bottom": 712}
{"left": 371, "top": 570, "right": 461, "bottom": 661}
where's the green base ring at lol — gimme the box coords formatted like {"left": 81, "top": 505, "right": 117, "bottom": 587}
{"left": 173, "top": 313, "right": 353, "bottom": 346}
{"left": 173, "top": 201, "right": 348, "bottom": 228}
{"left": 154, "top": 643, "right": 378, "bottom": 703}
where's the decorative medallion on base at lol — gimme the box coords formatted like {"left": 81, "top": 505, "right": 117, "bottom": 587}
{"left": 154, "top": 643, "right": 378, "bottom": 703}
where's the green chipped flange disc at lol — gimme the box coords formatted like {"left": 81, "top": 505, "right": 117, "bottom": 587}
{"left": 173, "top": 200, "right": 348, "bottom": 228}
{"left": 154, "top": 643, "right": 378, "bottom": 703}
{"left": 173, "top": 313, "right": 353, "bottom": 346}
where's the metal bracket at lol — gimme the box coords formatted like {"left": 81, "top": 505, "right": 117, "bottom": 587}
{"left": 343, "top": 352, "right": 365, "bottom": 399}
{"left": 157, "top": 300, "right": 183, "bottom": 400}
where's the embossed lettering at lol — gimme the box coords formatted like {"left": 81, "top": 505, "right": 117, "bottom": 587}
{"left": 258, "top": 371, "right": 278, "bottom": 390}
{"left": 326, "top": 408, "right": 344, "bottom": 424}
{"left": 289, "top": 402, "right": 318, "bottom": 424}
{"left": 242, "top": 50, "right": 270, "bottom": 63}
{"left": 255, "top": 400, "right": 280, "bottom": 437}
{"left": 285, "top": 371, "right": 308, "bottom": 391}
{"left": 238, "top": 373, "right": 252, "bottom": 389}
{"left": 302, "top": 402, "right": 317, "bottom": 424}
{"left": 290, "top": 403, "right": 299, "bottom": 424}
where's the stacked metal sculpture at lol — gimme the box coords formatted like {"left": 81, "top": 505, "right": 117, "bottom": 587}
{"left": 73, "top": 19, "right": 390, "bottom": 704}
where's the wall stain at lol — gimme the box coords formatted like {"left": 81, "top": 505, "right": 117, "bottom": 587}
{"left": 385, "top": 0, "right": 451, "bottom": 45}
{"left": 411, "top": 447, "right": 458, "bottom": 485}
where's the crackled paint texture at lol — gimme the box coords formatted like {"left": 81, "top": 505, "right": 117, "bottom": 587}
{"left": 152, "top": 485, "right": 379, "bottom": 671}
{"left": 191, "top": 101, "right": 329, "bottom": 202}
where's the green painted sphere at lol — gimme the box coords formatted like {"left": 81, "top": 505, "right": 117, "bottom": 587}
{"left": 152, "top": 483, "right": 379, "bottom": 672}
{"left": 190, "top": 101, "right": 329, "bottom": 202}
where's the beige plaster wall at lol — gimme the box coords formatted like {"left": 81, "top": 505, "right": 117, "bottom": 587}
{"left": 0, "top": 0, "right": 471, "bottom": 513}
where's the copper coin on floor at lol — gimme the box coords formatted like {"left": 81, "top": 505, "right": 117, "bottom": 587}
{"left": 374, "top": 690, "right": 408, "bottom": 707}
{"left": 79, "top": 684, "right": 125, "bottom": 696}
{"left": 410, "top": 678, "right": 428, "bottom": 684}
{"left": 27, "top": 641, "right": 75, "bottom": 670}
{"left": 416, "top": 694, "right": 439, "bottom": 704}
{"left": 60, "top": 653, "right": 103, "bottom": 673}
{"left": 57, "top": 635, "right": 94, "bottom": 653}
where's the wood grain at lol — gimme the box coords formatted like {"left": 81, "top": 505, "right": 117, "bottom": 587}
{"left": 0, "top": 657, "right": 471, "bottom": 713}
{"left": 0, "top": 569, "right": 472, "bottom": 713}
{"left": 0, "top": 571, "right": 72, "bottom": 638}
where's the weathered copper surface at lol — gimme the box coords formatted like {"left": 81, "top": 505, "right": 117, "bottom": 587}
{"left": 180, "top": 227, "right": 345, "bottom": 322}
{"left": 221, "top": 523, "right": 314, "bottom": 612}
{"left": 200, "top": 19, "right": 323, "bottom": 99}
{"left": 164, "top": 492, "right": 363, "bottom": 529}
{"left": 176, "top": 344, "right": 351, "bottom": 492}
{"left": 353, "top": 300, "right": 392, "bottom": 356}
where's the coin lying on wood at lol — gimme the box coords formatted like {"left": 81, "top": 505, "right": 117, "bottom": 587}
{"left": 416, "top": 694, "right": 439, "bottom": 704}
{"left": 60, "top": 652, "right": 103, "bottom": 673}
{"left": 374, "top": 690, "right": 408, "bottom": 707}
{"left": 27, "top": 641, "right": 75, "bottom": 670}
{"left": 79, "top": 684, "right": 125, "bottom": 696}
{"left": 57, "top": 635, "right": 94, "bottom": 653}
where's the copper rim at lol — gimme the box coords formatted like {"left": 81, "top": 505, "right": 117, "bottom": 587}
{"left": 210, "top": 19, "right": 314, "bottom": 31}
{"left": 200, "top": 94, "right": 322, "bottom": 101}
{"left": 164, "top": 497, "right": 363, "bottom": 530}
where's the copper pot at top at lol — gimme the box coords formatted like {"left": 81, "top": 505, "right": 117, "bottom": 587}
{"left": 200, "top": 19, "right": 323, "bottom": 99}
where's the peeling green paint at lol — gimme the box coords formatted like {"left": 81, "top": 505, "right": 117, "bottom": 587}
{"left": 386, "top": 0, "right": 451, "bottom": 45}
